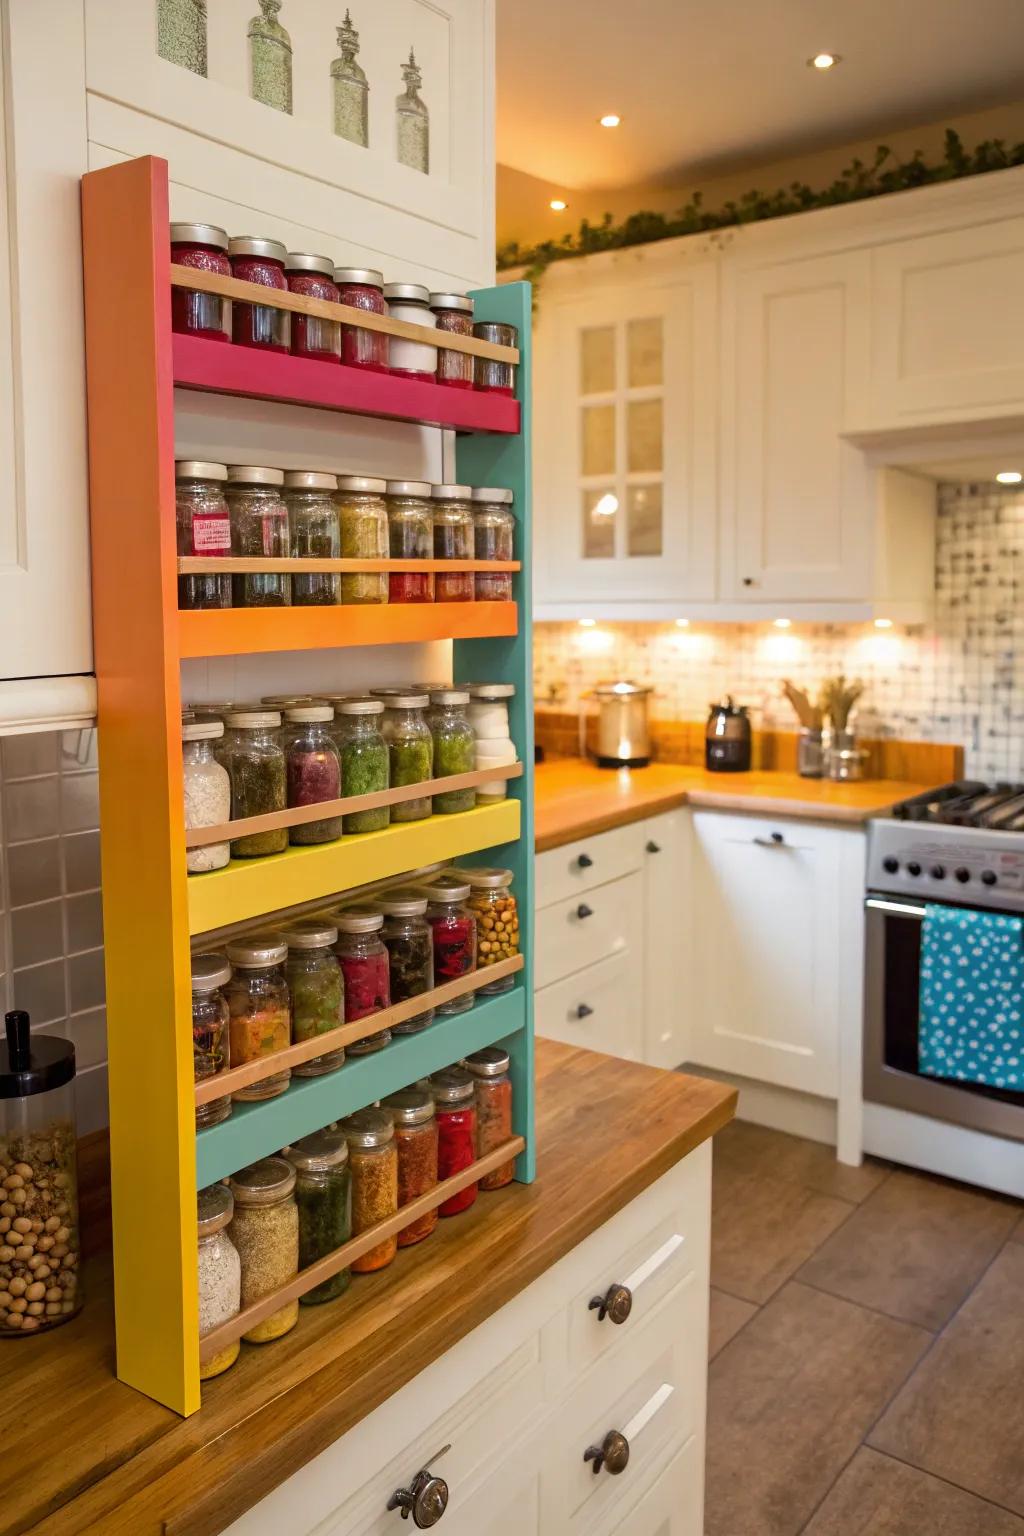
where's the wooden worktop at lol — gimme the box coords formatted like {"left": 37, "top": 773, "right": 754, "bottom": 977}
{"left": 534, "top": 758, "right": 937, "bottom": 851}
{"left": 2, "top": 1041, "right": 734, "bottom": 1536}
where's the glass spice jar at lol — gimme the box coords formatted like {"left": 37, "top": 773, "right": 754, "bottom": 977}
{"left": 224, "top": 935, "right": 291, "bottom": 1101}
{"left": 420, "top": 877, "right": 476, "bottom": 1015}
{"left": 226, "top": 465, "right": 291, "bottom": 608}
{"left": 338, "top": 699, "right": 389, "bottom": 833}
{"left": 334, "top": 907, "right": 391, "bottom": 1054}
{"left": 192, "top": 952, "right": 232, "bottom": 1128}
{"left": 471, "top": 488, "right": 516, "bottom": 601}
{"left": 285, "top": 252, "right": 341, "bottom": 363}
{"left": 430, "top": 690, "right": 476, "bottom": 813}
{"left": 288, "top": 1128, "right": 351, "bottom": 1304}
{"left": 285, "top": 706, "right": 342, "bottom": 844}
{"left": 337, "top": 475, "right": 388, "bottom": 606}
{"left": 226, "top": 711, "right": 288, "bottom": 858}
{"left": 228, "top": 1157, "right": 299, "bottom": 1342}
{"left": 382, "top": 693, "right": 433, "bottom": 822}
{"left": 176, "top": 461, "right": 231, "bottom": 610}
{"left": 383, "top": 282, "right": 438, "bottom": 378}
{"left": 382, "top": 1089, "right": 438, "bottom": 1247}
{"left": 334, "top": 266, "right": 389, "bottom": 372}
{"left": 430, "top": 292, "right": 475, "bottom": 388}
{"left": 197, "top": 1183, "right": 241, "bottom": 1380}
{"left": 284, "top": 921, "right": 345, "bottom": 1077}
{"left": 377, "top": 889, "right": 434, "bottom": 1033}
{"left": 340, "top": 1108, "right": 398, "bottom": 1273}
{"left": 473, "top": 321, "right": 518, "bottom": 395}
{"left": 170, "top": 222, "right": 231, "bottom": 342}
{"left": 385, "top": 481, "right": 434, "bottom": 603}
{"left": 467, "top": 681, "right": 515, "bottom": 741}
{"left": 284, "top": 471, "right": 341, "bottom": 606}
{"left": 431, "top": 485, "right": 475, "bottom": 603}
{"left": 183, "top": 721, "right": 231, "bottom": 874}
{"left": 429, "top": 1069, "right": 478, "bottom": 1216}
{"left": 228, "top": 235, "right": 290, "bottom": 352}
{"left": 463, "top": 867, "right": 519, "bottom": 992}
{"left": 465, "top": 1047, "right": 515, "bottom": 1190}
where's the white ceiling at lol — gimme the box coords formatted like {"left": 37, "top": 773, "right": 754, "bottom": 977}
{"left": 496, "top": 0, "right": 1024, "bottom": 190}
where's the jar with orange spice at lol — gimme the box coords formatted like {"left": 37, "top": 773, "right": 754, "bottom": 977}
{"left": 341, "top": 1108, "right": 398, "bottom": 1272}
{"left": 465, "top": 1047, "right": 515, "bottom": 1190}
{"left": 383, "top": 1088, "right": 438, "bottom": 1246}
{"left": 224, "top": 936, "right": 291, "bottom": 1101}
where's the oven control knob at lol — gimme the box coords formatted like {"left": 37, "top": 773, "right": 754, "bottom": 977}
{"left": 930, "top": 864, "right": 946, "bottom": 879}
{"left": 981, "top": 870, "right": 998, "bottom": 887}
{"left": 882, "top": 857, "right": 899, "bottom": 874}
{"left": 906, "top": 861, "right": 922, "bottom": 877}
{"left": 955, "top": 867, "right": 971, "bottom": 883}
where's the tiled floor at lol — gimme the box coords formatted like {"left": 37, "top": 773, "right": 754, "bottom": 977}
{"left": 706, "top": 1120, "right": 1024, "bottom": 1535}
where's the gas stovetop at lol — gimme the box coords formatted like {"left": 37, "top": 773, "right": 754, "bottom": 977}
{"left": 867, "top": 782, "right": 1024, "bottom": 912}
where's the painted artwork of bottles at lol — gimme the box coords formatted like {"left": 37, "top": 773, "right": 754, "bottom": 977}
{"left": 249, "top": 0, "right": 293, "bottom": 115}
{"left": 331, "top": 10, "right": 369, "bottom": 147}
{"left": 157, "top": 0, "right": 208, "bottom": 77}
{"left": 396, "top": 49, "right": 429, "bottom": 174}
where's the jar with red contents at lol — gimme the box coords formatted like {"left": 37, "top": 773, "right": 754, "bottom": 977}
{"left": 228, "top": 236, "right": 290, "bottom": 352}
{"left": 429, "top": 1068, "right": 478, "bottom": 1216}
{"left": 420, "top": 877, "right": 476, "bottom": 1016}
{"left": 430, "top": 293, "right": 475, "bottom": 388}
{"left": 465, "top": 1047, "right": 515, "bottom": 1190}
{"left": 170, "top": 222, "right": 231, "bottom": 342}
{"left": 334, "top": 267, "right": 389, "bottom": 372}
{"left": 385, "top": 481, "right": 434, "bottom": 603}
{"left": 431, "top": 484, "right": 475, "bottom": 603}
{"left": 285, "top": 253, "right": 341, "bottom": 363}
{"left": 382, "top": 1088, "right": 438, "bottom": 1247}
{"left": 284, "top": 706, "right": 342, "bottom": 844}
{"left": 334, "top": 907, "right": 391, "bottom": 1055}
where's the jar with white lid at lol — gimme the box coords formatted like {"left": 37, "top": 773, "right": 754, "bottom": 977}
{"left": 176, "top": 461, "right": 231, "bottom": 610}
{"left": 337, "top": 698, "right": 389, "bottom": 833}
{"left": 431, "top": 485, "right": 475, "bottom": 603}
{"left": 430, "top": 689, "right": 476, "bottom": 813}
{"left": 467, "top": 681, "right": 516, "bottom": 741}
{"left": 225, "top": 710, "right": 288, "bottom": 858}
{"left": 197, "top": 1183, "right": 241, "bottom": 1380}
{"left": 284, "top": 471, "right": 340, "bottom": 606}
{"left": 382, "top": 693, "right": 433, "bottom": 822}
{"left": 224, "top": 934, "right": 291, "bottom": 1100}
{"left": 376, "top": 889, "right": 434, "bottom": 1033}
{"left": 385, "top": 481, "right": 434, "bottom": 604}
{"left": 337, "top": 474, "right": 388, "bottom": 606}
{"left": 228, "top": 1157, "right": 299, "bottom": 1342}
{"left": 284, "top": 922, "right": 345, "bottom": 1076}
{"left": 459, "top": 866, "right": 519, "bottom": 993}
{"left": 334, "top": 907, "right": 391, "bottom": 1052}
{"left": 430, "top": 292, "right": 474, "bottom": 388}
{"left": 227, "top": 465, "right": 290, "bottom": 608}
{"left": 191, "top": 951, "right": 232, "bottom": 1128}
{"left": 284, "top": 705, "right": 342, "bottom": 844}
{"left": 471, "top": 487, "right": 515, "bottom": 600}
{"left": 183, "top": 720, "right": 231, "bottom": 873}
{"left": 383, "top": 282, "right": 437, "bottom": 378}
{"left": 475, "top": 737, "right": 517, "bottom": 805}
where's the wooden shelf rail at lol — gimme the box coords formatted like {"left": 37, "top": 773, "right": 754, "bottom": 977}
{"left": 179, "top": 557, "right": 520, "bottom": 575}
{"left": 198, "top": 1135, "right": 526, "bottom": 1361}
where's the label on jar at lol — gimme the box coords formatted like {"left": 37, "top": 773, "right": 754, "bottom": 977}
{"left": 191, "top": 514, "right": 232, "bottom": 554}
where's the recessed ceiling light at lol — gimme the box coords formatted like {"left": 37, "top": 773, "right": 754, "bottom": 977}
{"left": 773, "top": 618, "right": 792, "bottom": 629}
{"left": 874, "top": 618, "right": 894, "bottom": 630}
{"left": 599, "top": 114, "right": 621, "bottom": 128}
{"left": 808, "top": 51, "right": 841, "bottom": 69}
{"left": 549, "top": 198, "right": 568, "bottom": 211}
{"left": 578, "top": 618, "right": 596, "bottom": 628}
{"left": 996, "top": 470, "right": 1022, "bottom": 484}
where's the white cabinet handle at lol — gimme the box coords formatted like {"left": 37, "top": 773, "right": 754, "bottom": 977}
{"left": 622, "top": 1382, "right": 674, "bottom": 1443}
{"left": 622, "top": 1232, "right": 684, "bottom": 1294}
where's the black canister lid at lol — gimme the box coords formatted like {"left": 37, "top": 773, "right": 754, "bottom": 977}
{"left": 1, "top": 1011, "right": 75, "bottom": 1099}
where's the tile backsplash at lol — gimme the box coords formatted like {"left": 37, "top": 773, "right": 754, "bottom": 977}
{"left": 534, "top": 482, "right": 1024, "bottom": 783}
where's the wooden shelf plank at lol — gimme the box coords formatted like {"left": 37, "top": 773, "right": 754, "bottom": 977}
{"left": 178, "top": 558, "right": 521, "bottom": 575}
{"left": 177, "top": 599, "right": 518, "bottom": 658}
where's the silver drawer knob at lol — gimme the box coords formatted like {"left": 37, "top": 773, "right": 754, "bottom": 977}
{"left": 584, "top": 1429, "right": 630, "bottom": 1476}
{"left": 388, "top": 1445, "right": 451, "bottom": 1527}
{"left": 588, "top": 1282, "right": 632, "bottom": 1324}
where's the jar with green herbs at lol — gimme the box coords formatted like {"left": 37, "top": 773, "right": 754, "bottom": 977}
{"left": 377, "top": 889, "right": 434, "bottom": 1033}
{"left": 284, "top": 470, "right": 340, "bottom": 605}
{"left": 224, "top": 935, "right": 291, "bottom": 1101}
{"left": 421, "top": 876, "right": 477, "bottom": 1015}
{"left": 430, "top": 690, "right": 476, "bottom": 813}
{"left": 284, "top": 921, "right": 345, "bottom": 1076}
{"left": 192, "top": 952, "right": 232, "bottom": 1128}
{"left": 226, "top": 711, "right": 288, "bottom": 858}
{"left": 288, "top": 1128, "right": 351, "bottom": 1305}
{"left": 431, "top": 484, "right": 475, "bottom": 603}
{"left": 471, "top": 487, "right": 515, "bottom": 601}
{"left": 284, "top": 705, "right": 343, "bottom": 844}
{"left": 176, "top": 461, "right": 231, "bottom": 610}
{"left": 334, "top": 907, "right": 391, "bottom": 1054}
{"left": 337, "top": 474, "right": 388, "bottom": 605}
{"left": 385, "top": 480, "right": 434, "bottom": 603}
{"left": 383, "top": 1088, "right": 438, "bottom": 1246}
{"left": 340, "top": 1109, "right": 397, "bottom": 1273}
{"left": 228, "top": 1158, "right": 299, "bottom": 1343}
{"left": 226, "top": 465, "right": 291, "bottom": 607}
{"left": 382, "top": 693, "right": 433, "bottom": 821}
{"left": 197, "top": 1184, "right": 241, "bottom": 1380}
{"left": 338, "top": 698, "right": 389, "bottom": 832}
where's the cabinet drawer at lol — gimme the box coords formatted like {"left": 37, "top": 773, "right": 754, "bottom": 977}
{"left": 535, "top": 952, "right": 641, "bottom": 1060}
{"left": 594, "top": 1435, "right": 702, "bottom": 1536}
{"left": 535, "top": 872, "right": 643, "bottom": 990}
{"left": 536, "top": 822, "right": 645, "bottom": 910}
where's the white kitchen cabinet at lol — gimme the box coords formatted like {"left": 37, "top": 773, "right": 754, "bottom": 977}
{"left": 535, "top": 952, "right": 641, "bottom": 1060}
{"left": 535, "top": 870, "right": 644, "bottom": 991}
{"left": 642, "top": 809, "right": 692, "bottom": 1070}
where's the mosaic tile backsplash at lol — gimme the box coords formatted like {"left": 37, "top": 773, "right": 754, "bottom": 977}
{"left": 534, "top": 482, "right": 1023, "bottom": 783}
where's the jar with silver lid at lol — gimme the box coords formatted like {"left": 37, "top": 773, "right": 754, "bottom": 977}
{"left": 471, "top": 488, "right": 515, "bottom": 600}
{"left": 421, "top": 875, "right": 477, "bottom": 1015}
{"left": 176, "top": 461, "right": 231, "bottom": 610}
{"left": 287, "top": 1127, "right": 351, "bottom": 1304}
{"left": 338, "top": 698, "right": 389, "bottom": 833}
{"left": 285, "top": 705, "right": 342, "bottom": 844}
{"left": 229, "top": 235, "right": 290, "bottom": 352}
{"left": 340, "top": 1108, "right": 398, "bottom": 1273}
{"left": 429, "top": 1068, "right": 478, "bottom": 1216}
{"left": 383, "top": 282, "right": 437, "bottom": 378}
{"left": 285, "top": 252, "right": 341, "bottom": 362}
{"left": 224, "top": 934, "right": 291, "bottom": 1100}
{"left": 431, "top": 485, "right": 475, "bottom": 603}
{"left": 197, "top": 1183, "right": 241, "bottom": 1380}
{"left": 191, "top": 951, "right": 232, "bottom": 1127}
{"left": 335, "top": 267, "right": 389, "bottom": 371}
{"left": 465, "top": 1047, "right": 515, "bottom": 1190}
{"left": 284, "top": 471, "right": 340, "bottom": 606}
{"left": 183, "top": 720, "right": 231, "bottom": 874}
{"left": 430, "top": 689, "right": 476, "bottom": 812}
{"left": 334, "top": 906, "right": 391, "bottom": 1052}
{"left": 284, "top": 921, "right": 345, "bottom": 1076}
{"left": 431, "top": 292, "right": 474, "bottom": 389}
{"left": 225, "top": 710, "right": 288, "bottom": 858}
{"left": 337, "top": 474, "right": 388, "bottom": 605}
{"left": 386, "top": 480, "right": 434, "bottom": 604}
{"left": 461, "top": 867, "right": 519, "bottom": 993}
{"left": 473, "top": 321, "right": 518, "bottom": 395}
{"left": 227, "top": 465, "right": 290, "bottom": 608}
{"left": 383, "top": 693, "right": 433, "bottom": 822}
{"left": 382, "top": 1088, "right": 438, "bottom": 1246}
{"left": 377, "top": 889, "right": 434, "bottom": 1033}
{"left": 170, "top": 223, "right": 230, "bottom": 342}
{"left": 228, "top": 1157, "right": 299, "bottom": 1343}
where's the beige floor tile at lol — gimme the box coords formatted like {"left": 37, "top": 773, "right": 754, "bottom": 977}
{"left": 714, "top": 1118, "right": 889, "bottom": 1205}
{"left": 712, "top": 1171, "right": 853, "bottom": 1304}
{"left": 708, "top": 1287, "right": 758, "bottom": 1360}
{"left": 804, "top": 1447, "right": 1024, "bottom": 1534}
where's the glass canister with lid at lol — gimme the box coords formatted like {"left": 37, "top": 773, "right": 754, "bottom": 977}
{"left": 226, "top": 465, "right": 290, "bottom": 608}
{"left": 228, "top": 1157, "right": 299, "bottom": 1343}
{"left": 192, "top": 952, "right": 232, "bottom": 1128}
{"left": 473, "top": 321, "right": 518, "bottom": 395}
{"left": 461, "top": 867, "right": 519, "bottom": 992}
{"left": 226, "top": 710, "right": 288, "bottom": 857}
{"left": 465, "top": 1047, "right": 515, "bottom": 1190}
{"left": 382, "top": 693, "right": 432, "bottom": 822}
{"left": 382, "top": 1088, "right": 438, "bottom": 1247}
{"left": 430, "top": 689, "right": 476, "bottom": 813}
{"left": 467, "top": 681, "right": 516, "bottom": 741}
{"left": 338, "top": 698, "right": 389, "bottom": 832}
{"left": 334, "top": 907, "right": 391, "bottom": 1053}
{"left": 284, "top": 471, "right": 341, "bottom": 606}
{"left": 284, "top": 705, "right": 342, "bottom": 844}
{"left": 176, "top": 461, "right": 231, "bottom": 610}
{"left": 385, "top": 481, "right": 434, "bottom": 604}
{"left": 421, "top": 876, "right": 476, "bottom": 1015}
{"left": 183, "top": 720, "right": 231, "bottom": 874}
{"left": 376, "top": 889, "right": 434, "bottom": 1033}
{"left": 429, "top": 1068, "right": 478, "bottom": 1216}
{"left": 471, "top": 488, "right": 516, "bottom": 600}
{"left": 430, "top": 292, "right": 474, "bottom": 388}
{"left": 383, "top": 282, "right": 437, "bottom": 378}
{"left": 197, "top": 1183, "right": 241, "bottom": 1380}
{"left": 284, "top": 922, "right": 345, "bottom": 1077}
{"left": 334, "top": 267, "right": 388, "bottom": 371}
{"left": 288, "top": 1128, "right": 351, "bottom": 1304}
{"left": 285, "top": 253, "right": 341, "bottom": 363}
{"left": 170, "top": 222, "right": 231, "bottom": 342}
{"left": 431, "top": 485, "right": 475, "bottom": 603}
{"left": 340, "top": 1108, "right": 398, "bottom": 1273}
{"left": 337, "top": 475, "right": 388, "bottom": 606}
{"left": 0, "top": 1011, "right": 81, "bottom": 1335}
{"left": 224, "top": 935, "right": 291, "bottom": 1101}
{"left": 228, "top": 235, "right": 290, "bottom": 352}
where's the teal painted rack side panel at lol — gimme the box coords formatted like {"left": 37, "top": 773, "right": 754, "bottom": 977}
{"left": 456, "top": 280, "right": 535, "bottom": 1184}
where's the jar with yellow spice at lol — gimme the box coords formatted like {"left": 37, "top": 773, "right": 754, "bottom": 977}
{"left": 228, "top": 1157, "right": 299, "bottom": 1343}
{"left": 225, "top": 935, "right": 291, "bottom": 1101}
{"left": 337, "top": 474, "right": 388, "bottom": 605}
{"left": 460, "top": 867, "right": 519, "bottom": 993}
{"left": 197, "top": 1183, "right": 241, "bottom": 1380}
{"left": 340, "top": 1108, "right": 398, "bottom": 1273}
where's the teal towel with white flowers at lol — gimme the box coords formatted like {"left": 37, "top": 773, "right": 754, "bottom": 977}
{"left": 919, "top": 903, "right": 1024, "bottom": 1089}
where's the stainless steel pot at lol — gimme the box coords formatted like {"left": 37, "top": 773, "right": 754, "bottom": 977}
{"left": 589, "top": 682, "right": 652, "bottom": 768}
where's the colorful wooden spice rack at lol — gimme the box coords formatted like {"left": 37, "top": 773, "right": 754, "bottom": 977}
{"left": 81, "top": 154, "right": 534, "bottom": 1417}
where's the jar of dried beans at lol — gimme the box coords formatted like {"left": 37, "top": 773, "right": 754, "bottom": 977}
{"left": 340, "top": 1109, "right": 397, "bottom": 1273}
{"left": 377, "top": 890, "right": 434, "bottom": 1034}
{"left": 462, "top": 867, "right": 519, "bottom": 991}
{"left": 284, "top": 471, "right": 341, "bottom": 606}
{"left": 382, "top": 693, "right": 432, "bottom": 822}
{"left": 430, "top": 292, "right": 474, "bottom": 388}
{"left": 284, "top": 706, "right": 342, "bottom": 844}
{"left": 336, "top": 475, "right": 388, "bottom": 606}
{"left": 429, "top": 1068, "right": 478, "bottom": 1216}
{"left": 465, "top": 1047, "right": 515, "bottom": 1190}
{"left": 226, "top": 465, "right": 290, "bottom": 608}
{"left": 183, "top": 721, "right": 231, "bottom": 874}
{"left": 226, "top": 711, "right": 288, "bottom": 858}
{"left": 228, "top": 235, "right": 290, "bottom": 352}
{"left": 385, "top": 481, "right": 434, "bottom": 603}
{"left": 430, "top": 690, "right": 476, "bottom": 813}
{"left": 224, "top": 935, "right": 291, "bottom": 1101}
{"left": 176, "top": 461, "right": 231, "bottom": 610}
{"left": 382, "top": 1089, "right": 438, "bottom": 1247}
{"left": 338, "top": 698, "right": 389, "bottom": 833}
{"left": 471, "top": 488, "right": 515, "bottom": 601}
{"left": 285, "top": 252, "right": 341, "bottom": 362}
{"left": 334, "top": 266, "right": 388, "bottom": 372}
{"left": 421, "top": 876, "right": 476, "bottom": 1016}
{"left": 473, "top": 321, "right": 518, "bottom": 395}
{"left": 170, "top": 222, "right": 230, "bottom": 342}
{"left": 284, "top": 922, "right": 345, "bottom": 1077}
{"left": 431, "top": 485, "right": 475, "bottom": 603}
{"left": 334, "top": 907, "right": 391, "bottom": 1054}
{"left": 228, "top": 1157, "right": 299, "bottom": 1342}
{"left": 383, "top": 282, "right": 437, "bottom": 378}
{"left": 288, "top": 1128, "right": 351, "bottom": 1304}
{"left": 192, "top": 952, "right": 232, "bottom": 1128}
{"left": 197, "top": 1183, "right": 241, "bottom": 1380}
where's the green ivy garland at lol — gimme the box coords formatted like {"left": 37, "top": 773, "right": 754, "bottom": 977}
{"left": 497, "top": 130, "right": 1024, "bottom": 289}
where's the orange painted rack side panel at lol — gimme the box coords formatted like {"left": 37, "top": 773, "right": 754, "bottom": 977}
{"left": 177, "top": 600, "right": 517, "bottom": 658}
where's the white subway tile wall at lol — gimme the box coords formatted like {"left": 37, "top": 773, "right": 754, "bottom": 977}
{"left": 534, "top": 482, "right": 1024, "bottom": 782}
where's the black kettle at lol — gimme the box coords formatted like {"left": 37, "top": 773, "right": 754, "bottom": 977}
{"left": 705, "top": 697, "right": 752, "bottom": 773}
